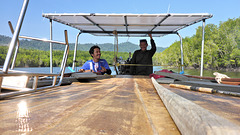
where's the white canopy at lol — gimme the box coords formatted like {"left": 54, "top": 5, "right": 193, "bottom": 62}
{"left": 42, "top": 13, "right": 212, "bottom": 37}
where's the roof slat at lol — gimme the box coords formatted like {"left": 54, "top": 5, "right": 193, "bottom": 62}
{"left": 82, "top": 16, "right": 111, "bottom": 36}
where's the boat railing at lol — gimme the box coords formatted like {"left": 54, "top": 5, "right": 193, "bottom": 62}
{"left": 0, "top": 0, "right": 71, "bottom": 99}
{"left": 0, "top": 30, "right": 69, "bottom": 99}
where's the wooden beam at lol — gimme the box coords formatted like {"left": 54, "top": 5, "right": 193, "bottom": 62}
{"left": 152, "top": 77, "right": 240, "bottom": 135}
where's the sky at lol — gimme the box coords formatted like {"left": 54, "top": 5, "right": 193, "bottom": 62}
{"left": 0, "top": 0, "right": 240, "bottom": 47}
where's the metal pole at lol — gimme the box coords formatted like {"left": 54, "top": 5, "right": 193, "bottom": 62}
{"left": 72, "top": 32, "right": 81, "bottom": 71}
{"left": 50, "top": 19, "right": 53, "bottom": 73}
{"left": 3, "top": 0, "right": 29, "bottom": 73}
{"left": 113, "top": 30, "right": 118, "bottom": 75}
{"left": 177, "top": 32, "right": 184, "bottom": 73}
{"left": 200, "top": 19, "right": 206, "bottom": 77}
{"left": 57, "top": 30, "right": 69, "bottom": 86}
{"left": 11, "top": 43, "right": 19, "bottom": 70}
{"left": 8, "top": 21, "right": 20, "bottom": 70}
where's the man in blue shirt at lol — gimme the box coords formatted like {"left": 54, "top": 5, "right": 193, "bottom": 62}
{"left": 79, "top": 45, "right": 111, "bottom": 75}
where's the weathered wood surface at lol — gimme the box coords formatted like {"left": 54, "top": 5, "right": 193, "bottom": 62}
{"left": 155, "top": 72, "right": 211, "bottom": 82}
{"left": 152, "top": 78, "right": 240, "bottom": 135}
{"left": 221, "top": 81, "right": 240, "bottom": 85}
{"left": 70, "top": 72, "right": 97, "bottom": 79}
{"left": 156, "top": 78, "right": 175, "bottom": 84}
{"left": 174, "top": 81, "right": 240, "bottom": 92}
{"left": 0, "top": 75, "right": 179, "bottom": 135}
{"left": 161, "top": 84, "right": 240, "bottom": 126}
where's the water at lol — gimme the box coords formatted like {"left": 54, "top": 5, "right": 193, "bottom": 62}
{"left": 161, "top": 67, "right": 240, "bottom": 78}
{"left": 13, "top": 66, "right": 240, "bottom": 78}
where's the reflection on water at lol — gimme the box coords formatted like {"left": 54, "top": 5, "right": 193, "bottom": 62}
{"left": 16, "top": 101, "right": 32, "bottom": 134}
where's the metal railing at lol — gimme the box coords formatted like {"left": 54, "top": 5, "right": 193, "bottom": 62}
{"left": 0, "top": 30, "right": 69, "bottom": 99}
{"left": 0, "top": 0, "right": 70, "bottom": 99}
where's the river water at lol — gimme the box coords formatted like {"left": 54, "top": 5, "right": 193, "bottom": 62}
{"left": 13, "top": 66, "right": 240, "bottom": 78}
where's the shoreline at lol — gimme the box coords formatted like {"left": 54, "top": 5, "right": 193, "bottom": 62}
{"left": 184, "top": 67, "right": 240, "bottom": 72}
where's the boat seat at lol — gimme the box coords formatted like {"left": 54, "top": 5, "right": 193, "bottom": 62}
{"left": 0, "top": 70, "right": 61, "bottom": 97}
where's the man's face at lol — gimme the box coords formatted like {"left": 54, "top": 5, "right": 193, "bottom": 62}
{"left": 140, "top": 42, "right": 148, "bottom": 51}
{"left": 92, "top": 48, "right": 101, "bottom": 59}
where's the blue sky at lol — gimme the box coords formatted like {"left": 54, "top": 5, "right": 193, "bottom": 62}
{"left": 0, "top": 0, "right": 240, "bottom": 47}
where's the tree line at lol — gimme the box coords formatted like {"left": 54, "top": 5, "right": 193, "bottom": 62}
{"left": 0, "top": 46, "right": 129, "bottom": 67}
{"left": 153, "top": 17, "right": 240, "bottom": 70}
{"left": 0, "top": 35, "right": 166, "bottom": 53}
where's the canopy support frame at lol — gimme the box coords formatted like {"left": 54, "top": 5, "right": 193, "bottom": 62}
{"left": 83, "top": 16, "right": 111, "bottom": 36}
{"left": 177, "top": 32, "right": 184, "bottom": 73}
{"left": 150, "top": 14, "right": 171, "bottom": 32}
{"left": 50, "top": 19, "right": 53, "bottom": 73}
{"left": 200, "top": 19, "right": 206, "bottom": 77}
{"left": 81, "top": 30, "right": 177, "bottom": 35}
{"left": 113, "top": 30, "right": 119, "bottom": 75}
{"left": 72, "top": 31, "right": 82, "bottom": 71}
{"left": 124, "top": 16, "right": 129, "bottom": 37}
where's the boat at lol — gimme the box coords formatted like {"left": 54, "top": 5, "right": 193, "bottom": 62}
{"left": 155, "top": 71, "right": 240, "bottom": 93}
{"left": 0, "top": 0, "right": 239, "bottom": 134}
{"left": 184, "top": 74, "right": 240, "bottom": 85}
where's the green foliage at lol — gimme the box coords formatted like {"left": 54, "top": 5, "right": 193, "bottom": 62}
{"left": 154, "top": 17, "right": 240, "bottom": 69}
{"left": 0, "top": 34, "right": 166, "bottom": 67}
{"left": 0, "top": 36, "right": 166, "bottom": 53}
{"left": 0, "top": 46, "right": 129, "bottom": 67}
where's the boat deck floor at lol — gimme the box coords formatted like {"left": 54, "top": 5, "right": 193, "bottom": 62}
{"left": 161, "top": 84, "right": 240, "bottom": 126}
{"left": 0, "top": 75, "right": 180, "bottom": 135}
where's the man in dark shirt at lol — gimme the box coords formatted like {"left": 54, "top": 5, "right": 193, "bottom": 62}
{"left": 130, "top": 34, "right": 156, "bottom": 75}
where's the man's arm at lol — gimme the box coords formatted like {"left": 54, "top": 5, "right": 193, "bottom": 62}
{"left": 79, "top": 61, "right": 90, "bottom": 72}
{"left": 148, "top": 34, "right": 156, "bottom": 56}
{"left": 101, "top": 59, "right": 112, "bottom": 75}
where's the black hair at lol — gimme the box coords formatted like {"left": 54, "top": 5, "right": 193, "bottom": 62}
{"left": 89, "top": 45, "right": 100, "bottom": 57}
{"left": 140, "top": 39, "right": 148, "bottom": 44}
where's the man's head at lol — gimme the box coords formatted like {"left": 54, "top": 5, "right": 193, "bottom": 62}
{"left": 89, "top": 45, "right": 101, "bottom": 60}
{"left": 139, "top": 39, "right": 148, "bottom": 51}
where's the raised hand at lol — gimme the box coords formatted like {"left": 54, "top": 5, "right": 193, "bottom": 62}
{"left": 148, "top": 33, "right": 152, "bottom": 39}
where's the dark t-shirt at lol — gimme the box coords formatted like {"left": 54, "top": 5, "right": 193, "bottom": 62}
{"left": 130, "top": 39, "right": 156, "bottom": 75}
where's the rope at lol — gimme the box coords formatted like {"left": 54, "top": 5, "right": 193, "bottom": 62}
{"left": 116, "top": 63, "right": 184, "bottom": 67}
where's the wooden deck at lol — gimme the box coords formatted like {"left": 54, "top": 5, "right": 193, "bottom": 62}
{"left": 0, "top": 75, "right": 180, "bottom": 135}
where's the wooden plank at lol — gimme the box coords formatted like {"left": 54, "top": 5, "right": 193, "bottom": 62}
{"left": 184, "top": 74, "right": 215, "bottom": 80}
{"left": 134, "top": 76, "right": 179, "bottom": 135}
{"left": 161, "top": 84, "right": 240, "bottom": 126}
{"left": 174, "top": 81, "right": 240, "bottom": 92}
{"left": 0, "top": 75, "right": 180, "bottom": 134}
{"left": 169, "top": 83, "right": 240, "bottom": 97}
{"left": 221, "top": 81, "right": 240, "bottom": 85}
{"left": 155, "top": 72, "right": 211, "bottom": 82}
{"left": 70, "top": 72, "right": 97, "bottom": 79}
{"left": 222, "top": 78, "right": 240, "bottom": 82}
{"left": 152, "top": 77, "right": 240, "bottom": 135}
{"left": 156, "top": 78, "right": 175, "bottom": 84}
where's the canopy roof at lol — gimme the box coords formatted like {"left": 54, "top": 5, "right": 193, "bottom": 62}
{"left": 42, "top": 13, "right": 212, "bottom": 37}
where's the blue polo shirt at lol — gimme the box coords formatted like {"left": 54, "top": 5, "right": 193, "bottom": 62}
{"left": 80, "top": 59, "right": 110, "bottom": 73}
